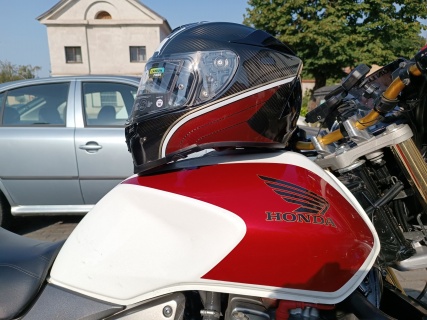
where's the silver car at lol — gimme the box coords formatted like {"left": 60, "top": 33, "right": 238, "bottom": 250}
{"left": 0, "top": 75, "right": 140, "bottom": 227}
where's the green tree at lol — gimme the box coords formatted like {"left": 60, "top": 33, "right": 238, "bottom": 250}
{"left": 243, "top": 0, "right": 427, "bottom": 93}
{"left": 0, "top": 60, "right": 40, "bottom": 83}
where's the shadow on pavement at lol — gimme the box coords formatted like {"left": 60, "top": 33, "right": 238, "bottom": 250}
{"left": 9, "top": 216, "right": 83, "bottom": 242}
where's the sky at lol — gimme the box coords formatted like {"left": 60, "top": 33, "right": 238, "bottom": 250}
{"left": 0, "top": 0, "right": 249, "bottom": 78}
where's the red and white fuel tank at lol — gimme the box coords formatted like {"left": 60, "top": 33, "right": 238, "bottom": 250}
{"left": 49, "top": 150, "right": 379, "bottom": 306}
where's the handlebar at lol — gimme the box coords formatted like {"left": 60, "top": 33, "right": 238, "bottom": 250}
{"left": 295, "top": 55, "right": 425, "bottom": 151}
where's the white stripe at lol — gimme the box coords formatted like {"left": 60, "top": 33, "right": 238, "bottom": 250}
{"left": 161, "top": 76, "right": 297, "bottom": 156}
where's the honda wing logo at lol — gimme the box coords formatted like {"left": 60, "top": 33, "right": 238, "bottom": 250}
{"left": 259, "top": 175, "right": 336, "bottom": 228}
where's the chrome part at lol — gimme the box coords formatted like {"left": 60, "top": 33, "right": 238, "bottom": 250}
{"left": 314, "top": 124, "right": 413, "bottom": 170}
{"left": 310, "top": 136, "right": 335, "bottom": 155}
{"left": 200, "top": 291, "right": 221, "bottom": 320}
{"left": 225, "top": 295, "right": 270, "bottom": 320}
{"left": 11, "top": 205, "right": 93, "bottom": 216}
{"left": 335, "top": 144, "right": 351, "bottom": 155}
{"left": 110, "top": 292, "right": 185, "bottom": 319}
{"left": 163, "top": 305, "right": 173, "bottom": 318}
{"left": 337, "top": 160, "right": 366, "bottom": 174}
{"left": 391, "top": 137, "right": 427, "bottom": 213}
{"left": 365, "top": 151, "right": 384, "bottom": 164}
{"left": 343, "top": 118, "right": 372, "bottom": 143}
{"left": 201, "top": 310, "right": 221, "bottom": 319}
{"left": 402, "top": 78, "right": 411, "bottom": 86}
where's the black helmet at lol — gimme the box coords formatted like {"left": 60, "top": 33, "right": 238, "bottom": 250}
{"left": 126, "top": 22, "right": 303, "bottom": 173}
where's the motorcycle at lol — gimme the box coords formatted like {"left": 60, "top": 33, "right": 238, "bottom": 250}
{"left": 2, "top": 24, "right": 427, "bottom": 319}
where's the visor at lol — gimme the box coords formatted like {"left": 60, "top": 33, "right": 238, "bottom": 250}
{"left": 131, "top": 50, "right": 238, "bottom": 121}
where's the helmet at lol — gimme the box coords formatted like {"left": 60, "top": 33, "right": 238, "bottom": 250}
{"left": 126, "top": 22, "right": 303, "bottom": 173}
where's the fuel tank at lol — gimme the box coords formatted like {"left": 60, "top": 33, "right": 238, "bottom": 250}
{"left": 49, "top": 150, "right": 379, "bottom": 305}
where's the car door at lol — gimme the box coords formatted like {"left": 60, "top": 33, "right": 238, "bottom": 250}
{"left": 74, "top": 79, "right": 138, "bottom": 204}
{"left": 0, "top": 81, "right": 84, "bottom": 212}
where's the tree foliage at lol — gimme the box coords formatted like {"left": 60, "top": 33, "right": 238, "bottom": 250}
{"left": 0, "top": 60, "right": 41, "bottom": 83}
{"left": 243, "top": 0, "right": 427, "bottom": 91}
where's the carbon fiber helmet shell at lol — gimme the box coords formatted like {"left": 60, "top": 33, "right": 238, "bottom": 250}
{"left": 125, "top": 22, "right": 303, "bottom": 173}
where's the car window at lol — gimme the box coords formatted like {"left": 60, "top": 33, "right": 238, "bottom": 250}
{"left": 1, "top": 83, "right": 69, "bottom": 126}
{"left": 82, "top": 82, "right": 137, "bottom": 126}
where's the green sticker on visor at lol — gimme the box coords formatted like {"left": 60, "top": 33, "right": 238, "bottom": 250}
{"left": 149, "top": 67, "right": 165, "bottom": 78}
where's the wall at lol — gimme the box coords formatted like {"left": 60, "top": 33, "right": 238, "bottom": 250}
{"left": 39, "top": 0, "right": 171, "bottom": 76}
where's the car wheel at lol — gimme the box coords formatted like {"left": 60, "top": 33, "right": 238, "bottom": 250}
{"left": 0, "top": 192, "right": 12, "bottom": 229}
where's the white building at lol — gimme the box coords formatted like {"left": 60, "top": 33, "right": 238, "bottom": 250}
{"left": 37, "top": 0, "right": 172, "bottom": 76}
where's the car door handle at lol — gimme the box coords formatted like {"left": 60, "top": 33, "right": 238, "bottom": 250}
{"left": 79, "top": 142, "right": 102, "bottom": 152}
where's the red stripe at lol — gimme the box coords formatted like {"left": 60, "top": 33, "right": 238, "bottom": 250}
{"left": 165, "top": 88, "right": 277, "bottom": 154}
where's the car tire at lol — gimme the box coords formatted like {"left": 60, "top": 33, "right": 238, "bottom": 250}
{"left": 0, "top": 192, "right": 12, "bottom": 229}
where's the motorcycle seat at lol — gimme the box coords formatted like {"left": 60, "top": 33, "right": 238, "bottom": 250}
{"left": 0, "top": 227, "right": 64, "bottom": 320}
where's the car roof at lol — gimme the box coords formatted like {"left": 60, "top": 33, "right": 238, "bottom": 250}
{"left": 0, "top": 75, "right": 140, "bottom": 91}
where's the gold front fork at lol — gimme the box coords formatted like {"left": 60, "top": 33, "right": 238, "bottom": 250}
{"left": 385, "top": 267, "right": 406, "bottom": 295}
{"left": 391, "top": 138, "right": 427, "bottom": 213}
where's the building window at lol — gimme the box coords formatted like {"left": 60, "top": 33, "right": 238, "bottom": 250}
{"left": 130, "top": 46, "right": 146, "bottom": 62}
{"left": 95, "top": 11, "right": 112, "bottom": 19}
{"left": 65, "top": 47, "right": 82, "bottom": 63}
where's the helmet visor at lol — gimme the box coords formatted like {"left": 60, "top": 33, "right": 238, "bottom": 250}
{"left": 131, "top": 50, "right": 238, "bottom": 121}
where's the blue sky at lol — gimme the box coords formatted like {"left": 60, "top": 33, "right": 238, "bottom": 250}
{"left": 0, "top": 0, "right": 249, "bottom": 77}
{"left": 1, "top": 1, "right": 425, "bottom": 78}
